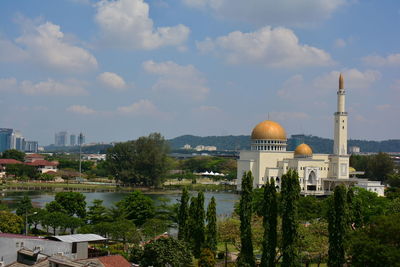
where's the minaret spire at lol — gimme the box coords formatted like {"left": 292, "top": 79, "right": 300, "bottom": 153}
{"left": 339, "top": 73, "right": 344, "bottom": 90}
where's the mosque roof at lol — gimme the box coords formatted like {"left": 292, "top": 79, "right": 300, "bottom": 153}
{"left": 294, "top": 143, "right": 313, "bottom": 156}
{"left": 251, "top": 120, "right": 287, "bottom": 140}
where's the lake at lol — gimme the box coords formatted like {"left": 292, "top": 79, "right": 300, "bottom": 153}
{"left": 1, "top": 190, "right": 239, "bottom": 216}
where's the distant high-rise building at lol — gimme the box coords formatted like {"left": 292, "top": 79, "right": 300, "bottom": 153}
{"left": 0, "top": 128, "right": 13, "bottom": 152}
{"left": 55, "top": 131, "right": 68, "bottom": 146}
{"left": 70, "top": 134, "right": 77, "bottom": 146}
{"left": 78, "top": 133, "right": 85, "bottom": 145}
{"left": 24, "top": 141, "right": 39, "bottom": 153}
{"left": 0, "top": 128, "right": 37, "bottom": 152}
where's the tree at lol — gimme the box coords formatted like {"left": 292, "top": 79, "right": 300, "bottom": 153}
{"left": 205, "top": 196, "right": 217, "bottom": 253}
{"left": 261, "top": 179, "right": 278, "bottom": 267}
{"left": 86, "top": 199, "right": 110, "bottom": 224}
{"left": 110, "top": 219, "right": 141, "bottom": 244}
{"left": 54, "top": 192, "right": 87, "bottom": 218}
{"left": 328, "top": 185, "right": 347, "bottom": 267}
{"left": 115, "top": 190, "right": 155, "bottom": 226}
{"left": 106, "top": 133, "right": 170, "bottom": 186}
{"left": 0, "top": 211, "right": 23, "bottom": 233}
{"left": 63, "top": 216, "right": 83, "bottom": 234}
{"left": 141, "top": 218, "right": 170, "bottom": 239}
{"left": 198, "top": 248, "right": 216, "bottom": 267}
{"left": 193, "top": 191, "right": 205, "bottom": 258}
{"left": 15, "top": 195, "right": 33, "bottom": 216}
{"left": 348, "top": 213, "right": 400, "bottom": 266}
{"left": 1, "top": 149, "right": 25, "bottom": 161}
{"left": 188, "top": 196, "right": 197, "bottom": 247}
{"left": 141, "top": 237, "right": 193, "bottom": 267}
{"left": 281, "top": 169, "right": 300, "bottom": 267}
{"left": 178, "top": 187, "right": 190, "bottom": 241}
{"left": 42, "top": 211, "right": 67, "bottom": 235}
{"left": 237, "top": 171, "right": 255, "bottom": 267}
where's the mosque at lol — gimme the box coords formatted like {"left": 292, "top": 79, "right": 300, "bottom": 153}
{"left": 236, "top": 74, "right": 384, "bottom": 196}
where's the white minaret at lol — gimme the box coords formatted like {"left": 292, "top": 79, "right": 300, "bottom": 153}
{"left": 333, "top": 73, "right": 347, "bottom": 155}
{"left": 331, "top": 73, "right": 349, "bottom": 180}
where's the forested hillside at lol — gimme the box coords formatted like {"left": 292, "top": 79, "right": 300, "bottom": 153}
{"left": 169, "top": 134, "right": 400, "bottom": 153}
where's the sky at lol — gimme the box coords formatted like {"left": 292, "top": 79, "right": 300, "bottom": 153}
{"left": 0, "top": 0, "right": 399, "bottom": 145}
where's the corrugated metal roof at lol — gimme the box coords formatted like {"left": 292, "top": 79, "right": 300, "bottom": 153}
{"left": 52, "top": 234, "right": 107, "bottom": 243}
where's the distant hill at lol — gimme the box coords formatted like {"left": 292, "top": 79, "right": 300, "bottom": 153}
{"left": 168, "top": 134, "right": 400, "bottom": 153}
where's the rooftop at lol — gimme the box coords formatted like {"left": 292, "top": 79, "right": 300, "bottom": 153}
{"left": 49, "top": 234, "right": 106, "bottom": 243}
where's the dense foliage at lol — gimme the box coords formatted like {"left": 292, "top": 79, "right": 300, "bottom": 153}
{"left": 1, "top": 149, "right": 25, "bottom": 161}
{"left": 350, "top": 152, "right": 396, "bottom": 181}
{"left": 237, "top": 171, "right": 255, "bottom": 266}
{"left": 281, "top": 169, "right": 301, "bottom": 267}
{"left": 168, "top": 134, "right": 400, "bottom": 153}
{"left": 140, "top": 237, "right": 193, "bottom": 267}
{"left": 261, "top": 179, "right": 278, "bottom": 267}
{"left": 106, "top": 133, "right": 170, "bottom": 186}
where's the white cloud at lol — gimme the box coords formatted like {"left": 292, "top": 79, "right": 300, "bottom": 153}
{"left": 67, "top": 105, "right": 97, "bottom": 115}
{"left": 95, "top": 0, "right": 190, "bottom": 50}
{"left": 197, "top": 27, "right": 333, "bottom": 68}
{"left": 97, "top": 72, "right": 127, "bottom": 90}
{"left": 0, "top": 77, "right": 18, "bottom": 92}
{"left": 20, "top": 79, "right": 88, "bottom": 96}
{"left": 117, "top": 99, "right": 165, "bottom": 118}
{"left": 182, "top": 0, "right": 347, "bottom": 27}
{"left": 143, "top": 60, "right": 209, "bottom": 100}
{"left": 0, "top": 39, "right": 28, "bottom": 62}
{"left": 362, "top": 53, "right": 400, "bottom": 67}
{"left": 11, "top": 21, "right": 98, "bottom": 73}
{"left": 313, "top": 69, "right": 381, "bottom": 89}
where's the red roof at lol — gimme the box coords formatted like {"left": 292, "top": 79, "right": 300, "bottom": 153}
{"left": 97, "top": 255, "right": 131, "bottom": 267}
{"left": 0, "top": 159, "right": 23, "bottom": 165}
{"left": 26, "top": 160, "right": 58, "bottom": 166}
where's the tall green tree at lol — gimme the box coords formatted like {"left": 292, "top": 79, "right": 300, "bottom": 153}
{"left": 178, "top": 187, "right": 190, "bottom": 241}
{"left": 53, "top": 192, "right": 87, "bottom": 218}
{"left": 281, "top": 169, "right": 300, "bottom": 267}
{"left": 188, "top": 196, "right": 197, "bottom": 247}
{"left": 86, "top": 199, "right": 110, "bottom": 224}
{"left": 115, "top": 190, "right": 155, "bottom": 226}
{"left": 1, "top": 149, "right": 25, "bottom": 161}
{"left": 237, "top": 171, "right": 255, "bottom": 267}
{"left": 193, "top": 191, "right": 205, "bottom": 258}
{"left": 328, "top": 185, "right": 347, "bottom": 267}
{"left": 15, "top": 195, "right": 33, "bottom": 216}
{"left": 106, "top": 133, "right": 170, "bottom": 186}
{"left": 205, "top": 196, "right": 217, "bottom": 253}
{"left": 261, "top": 179, "right": 278, "bottom": 267}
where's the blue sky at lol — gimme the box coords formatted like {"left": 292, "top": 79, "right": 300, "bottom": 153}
{"left": 0, "top": 0, "right": 399, "bottom": 145}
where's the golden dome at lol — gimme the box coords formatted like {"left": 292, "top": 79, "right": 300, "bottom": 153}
{"left": 349, "top": 167, "right": 356, "bottom": 173}
{"left": 251, "top": 120, "right": 287, "bottom": 140}
{"left": 294, "top": 143, "right": 313, "bottom": 156}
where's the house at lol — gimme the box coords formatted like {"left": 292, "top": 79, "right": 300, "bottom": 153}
{"left": 24, "top": 154, "right": 46, "bottom": 163}
{"left": 0, "top": 159, "right": 22, "bottom": 178}
{"left": 25, "top": 161, "right": 59, "bottom": 174}
{"left": 24, "top": 154, "right": 59, "bottom": 174}
{"left": 0, "top": 234, "right": 107, "bottom": 266}
{"left": 5, "top": 254, "right": 131, "bottom": 267}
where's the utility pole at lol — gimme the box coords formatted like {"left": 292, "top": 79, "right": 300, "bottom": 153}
{"left": 79, "top": 132, "right": 83, "bottom": 181}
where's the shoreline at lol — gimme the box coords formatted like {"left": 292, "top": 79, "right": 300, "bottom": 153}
{"left": 0, "top": 181, "right": 236, "bottom": 194}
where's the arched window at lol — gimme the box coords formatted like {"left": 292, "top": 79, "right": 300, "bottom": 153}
{"left": 308, "top": 171, "right": 316, "bottom": 184}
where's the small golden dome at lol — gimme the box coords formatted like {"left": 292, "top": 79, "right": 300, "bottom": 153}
{"left": 349, "top": 167, "right": 356, "bottom": 173}
{"left": 294, "top": 143, "right": 313, "bottom": 157}
{"left": 251, "top": 120, "right": 287, "bottom": 140}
